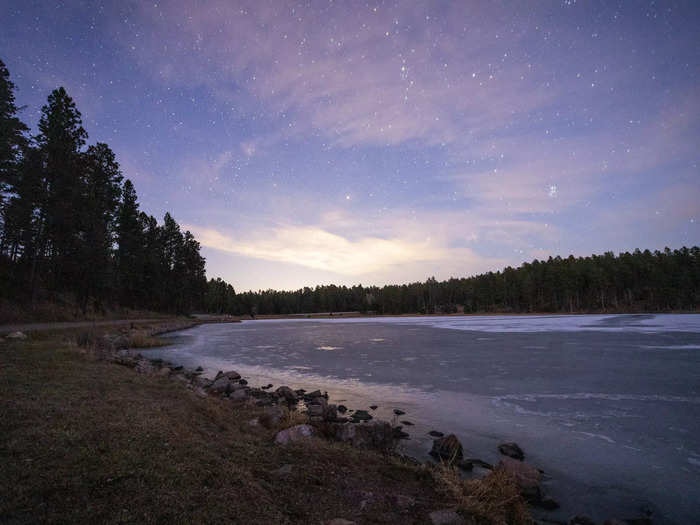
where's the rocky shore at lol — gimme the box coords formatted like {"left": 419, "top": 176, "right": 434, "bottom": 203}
{"left": 59, "top": 324, "right": 658, "bottom": 525}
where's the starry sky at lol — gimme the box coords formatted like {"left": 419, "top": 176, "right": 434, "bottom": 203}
{"left": 2, "top": 1, "right": 698, "bottom": 291}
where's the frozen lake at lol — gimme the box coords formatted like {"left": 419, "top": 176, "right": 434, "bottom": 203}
{"left": 145, "top": 314, "right": 700, "bottom": 523}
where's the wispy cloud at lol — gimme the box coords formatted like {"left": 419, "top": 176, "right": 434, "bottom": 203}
{"left": 186, "top": 224, "right": 451, "bottom": 275}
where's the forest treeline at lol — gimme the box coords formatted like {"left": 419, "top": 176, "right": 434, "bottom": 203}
{"left": 2, "top": 59, "right": 698, "bottom": 319}
{"left": 205, "top": 247, "right": 700, "bottom": 316}
{"left": 0, "top": 59, "right": 206, "bottom": 316}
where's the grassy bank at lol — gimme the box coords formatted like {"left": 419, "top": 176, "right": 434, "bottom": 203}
{"left": 0, "top": 327, "right": 530, "bottom": 524}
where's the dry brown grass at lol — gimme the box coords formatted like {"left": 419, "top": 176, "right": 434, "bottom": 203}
{"left": 0, "top": 335, "right": 456, "bottom": 524}
{"left": 433, "top": 464, "right": 532, "bottom": 525}
{"left": 127, "top": 331, "right": 170, "bottom": 348}
{"left": 277, "top": 407, "right": 310, "bottom": 430}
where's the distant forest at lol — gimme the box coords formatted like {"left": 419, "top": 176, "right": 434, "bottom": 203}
{"left": 0, "top": 59, "right": 207, "bottom": 316}
{"left": 207, "top": 247, "right": 700, "bottom": 316}
{"left": 1, "top": 59, "right": 698, "bottom": 319}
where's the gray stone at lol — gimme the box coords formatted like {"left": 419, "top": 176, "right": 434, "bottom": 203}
{"left": 307, "top": 404, "right": 325, "bottom": 417}
{"left": 429, "top": 509, "right": 465, "bottom": 525}
{"left": 276, "top": 386, "right": 298, "bottom": 403}
{"left": 465, "top": 458, "right": 493, "bottom": 470}
{"left": 332, "top": 420, "right": 395, "bottom": 451}
{"left": 430, "top": 434, "right": 463, "bottom": 462}
{"left": 274, "top": 424, "right": 315, "bottom": 445}
{"left": 209, "top": 375, "right": 234, "bottom": 395}
{"left": 259, "top": 405, "right": 288, "bottom": 429}
{"left": 6, "top": 331, "right": 27, "bottom": 340}
{"left": 498, "top": 442, "right": 525, "bottom": 460}
{"left": 498, "top": 457, "right": 542, "bottom": 503}
{"left": 230, "top": 389, "right": 248, "bottom": 401}
{"left": 215, "top": 370, "right": 241, "bottom": 381}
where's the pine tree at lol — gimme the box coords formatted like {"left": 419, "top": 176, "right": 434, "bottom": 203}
{"left": 36, "top": 87, "right": 88, "bottom": 293}
{"left": 0, "top": 58, "right": 29, "bottom": 251}
{"left": 116, "top": 179, "right": 143, "bottom": 307}
{"left": 77, "top": 143, "right": 123, "bottom": 311}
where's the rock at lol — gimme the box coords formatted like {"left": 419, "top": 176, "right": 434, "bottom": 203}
{"left": 157, "top": 367, "right": 171, "bottom": 376}
{"left": 259, "top": 405, "right": 288, "bottom": 429}
{"left": 498, "top": 442, "right": 525, "bottom": 460}
{"left": 239, "top": 379, "right": 248, "bottom": 385}
{"left": 230, "top": 389, "right": 248, "bottom": 401}
{"left": 333, "top": 420, "right": 395, "bottom": 451}
{"left": 350, "top": 409, "right": 372, "bottom": 422}
{"left": 305, "top": 389, "right": 322, "bottom": 399}
{"left": 275, "top": 386, "right": 298, "bottom": 403}
{"left": 465, "top": 458, "right": 493, "bottom": 470}
{"left": 261, "top": 383, "right": 273, "bottom": 390}
{"left": 274, "top": 424, "right": 315, "bottom": 445}
{"left": 311, "top": 396, "right": 328, "bottom": 409}
{"left": 401, "top": 420, "right": 414, "bottom": 426}
{"left": 428, "top": 430, "right": 444, "bottom": 438}
{"left": 6, "top": 331, "right": 27, "bottom": 340}
{"left": 209, "top": 375, "right": 234, "bottom": 395}
{"left": 498, "top": 457, "right": 542, "bottom": 503}
{"left": 337, "top": 404, "right": 348, "bottom": 413}
{"left": 327, "top": 519, "right": 356, "bottom": 525}
{"left": 429, "top": 509, "right": 465, "bottom": 525}
{"left": 369, "top": 405, "right": 378, "bottom": 410}
{"left": 569, "top": 516, "right": 596, "bottom": 525}
{"left": 324, "top": 404, "right": 338, "bottom": 422}
{"left": 393, "top": 409, "right": 405, "bottom": 416}
{"left": 215, "top": 370, "right": 241, "bottom": 381}
{"left": 271, "top": 464, "right": 293, "bottom": 476}
{"left": 307, "top": 404, "right": 325, "bottom": 417}
{"left": 538, "top": 496, "right": 560, "bottom": 510}
{"left": 458, "top": 459, "right": 473, "bottom": 471}
{"left": 393, "top": 427, "right": 410, "bottom": 440}
{"left": 135, "top": 359, "right": 154, "bottom": 374}
{"left": 430, "top": 434, "right": 463, "bottom": 462}
{"left": 195, "top": 366, "right": 204, "bottom": 372}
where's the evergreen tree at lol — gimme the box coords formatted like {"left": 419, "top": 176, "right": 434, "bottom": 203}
{"left": 36, "top": 87, "right": 88, "bottom": 292}
{"left": 0, "top": 58, "right": 29, "bottom": 251}
{"left": 116, "top": 179, "right": 143, "bottom": 307}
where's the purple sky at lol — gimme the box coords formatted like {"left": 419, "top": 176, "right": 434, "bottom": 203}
{"left": 2, "top": 1, "right": 698, "bottom": 291}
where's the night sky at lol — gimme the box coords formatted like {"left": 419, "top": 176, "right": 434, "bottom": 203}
{"left": 2, "top": 1, "right": 698, "bottom": 291}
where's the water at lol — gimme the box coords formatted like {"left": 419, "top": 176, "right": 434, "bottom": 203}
{"left": 144, "top": 314, "right": 700, "bottom": 523}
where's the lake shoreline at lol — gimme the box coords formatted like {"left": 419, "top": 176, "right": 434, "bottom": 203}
{"left": 143, "top": 316, "right": 700, "bottom": 524}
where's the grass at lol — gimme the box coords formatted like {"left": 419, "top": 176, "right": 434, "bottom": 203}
{"left": 432, "top": 464, "right": 531, "bottom": 525}
{"left": 0, "top": 331, "right": 533, "bottom": 524}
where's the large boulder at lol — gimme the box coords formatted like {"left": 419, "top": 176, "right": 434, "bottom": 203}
{"left": 208, "top": 370, "right": 242, "bottom": 395}
{"left": 215, "top": 370, "right": 241, "bottom": 381}
{"left": 274, "top": 424, "right": 315, "bottom": 445}
{"left": 430, "top": 434, "right": 463, "bottom": 462}
{"left": 259, "top": 405, "right": 288, "bottom": 429}
{"left": 276, "top": 386, "right": 298, "bottom": 403}
{"left": 498, "top": 442, "right": 524, "bottom": 460}
{"left": 497, "top": 457, "right": 542, "bottom": 503}
{"left": 332, "top": 420, "right": 395, "bottom": 451}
